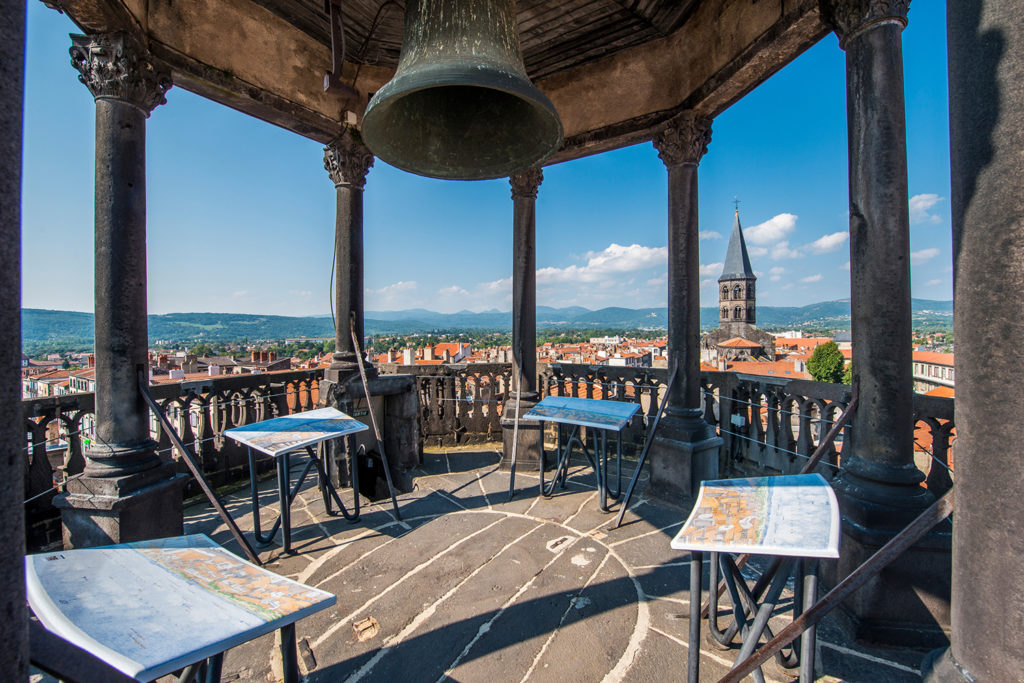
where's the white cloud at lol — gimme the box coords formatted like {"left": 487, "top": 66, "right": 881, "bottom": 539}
{"left": 438, "top": 285, "right": 469, "bottom": 297}
{"left": 771, "top": 241, "right": 802, "bottom": 259}
{"left": 748, "top": 246, "right": 768, "bottom": 258}
{"left": 699, "top": 262, "right": 723, "bottom": 277}
{"left": 646, "top": 273, "right": 667, "bottom": 287}
{"left": 480, "top": 277, "right": 511, "bottom": 293}
{"left": 232, "top": 290, "right": 248, "bottom": 298}
{"left": 910, "top": 194, "right": 945, "bottom": 225}
{"left": 801, "top": 274, "right": 823, "bottom": 283}
{"left": 807, "top": 231, "right": 849, "bottom": 254}
{"left": 537, "top": 243, "right": 667, "bottom": 284}
{"left": 926, "top": 278, "right": 943, "bottom": 286}
{"left": 769, "top": 266, "right": 786, "bottom": 282}
{"left": 700, "top": 231, "right": 721, "bottom": 240}
{"left": 745, "top": 213, "right": 798, "bottom": 245}
{"left": 911, "top": 248, "right": 940, "bottom": 265}
{"left": 366, "top": 280, "right": 419, "bottom": 307}
{"left": 840, "top": 261, "right": 850, "bottom": 271}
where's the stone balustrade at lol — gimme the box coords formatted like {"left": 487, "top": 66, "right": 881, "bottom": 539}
{"left": 377, "top": 363, "right": 512, "bottom": 447}
{"left": 22, "top": 369, "right": 321, "bottom": 550}
{"left": 23, "top": 362, "right": 954, "bottom": 551}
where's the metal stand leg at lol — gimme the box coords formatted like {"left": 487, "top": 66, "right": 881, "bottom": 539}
{"left": 730, "top": 558, "right": 795, "bottom": 680}
{"left": 306, "top": 445, "right": 360, "bottom": 522}
{"left": 688, "top": 551, "right": 703, "bottom": 683}
{"left": 277, "top": 454, "right": 292, "bottom": 554}
{"left": 249, "top": 446, "right": 265, "bottom": 543}
{"left": 204, "top": 653, "right": 223, "bottom": 683}
{"left": 799, "top": 560, "right": 818, "bottom": 683}
{"left": 280, "top": 623, "right": 299, "bottom": 683}
{"left": 708, "top": 552, "right": 735, "bottom": 649}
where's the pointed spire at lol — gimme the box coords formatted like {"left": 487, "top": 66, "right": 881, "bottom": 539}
{"left": 719, "top": 209, "right": 756, "bottom": 281}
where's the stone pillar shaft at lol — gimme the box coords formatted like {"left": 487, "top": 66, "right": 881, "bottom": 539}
{"left": 845, "top": 21, "right": 917, "bottom": 480}
{"left": 92, "top": 97, "right": 152, "bottom": 455}
{"left": 324, "top": 131, "right": 373, "bottom": 378}
{"left": 511, "top": 169, "right": 541, "bottom": 398}
{"left": 0, "top": 0, "right": 28, "bottom": 676}
{"left": 926, "top": 2, "right": 1024, "bottom": 680}
{"left": 647, "top": 113, "right": 721, "bottom": 504}
{"left": 501, "top": 169, "right": 543, "bottom": 469}
{"left": 666, "top": 161, "right": 701, "bottom": 413}
{"left": 334, "top": 184, "right": 364, "bottom": 357}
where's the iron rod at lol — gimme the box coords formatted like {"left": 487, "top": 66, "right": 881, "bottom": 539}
{"left": 138, "top": 371, "right": 262, "bottom": 566}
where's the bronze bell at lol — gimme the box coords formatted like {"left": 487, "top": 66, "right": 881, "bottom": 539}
{"left": 361, "top": 0, "right": 563, "bottom": 181}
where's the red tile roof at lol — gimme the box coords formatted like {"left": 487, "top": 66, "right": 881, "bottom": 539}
{"left": 913, "top": 351, "right": 954, "bottom": 366}
{"left": 719, "top": 337, "right": 764, "bottom": 348}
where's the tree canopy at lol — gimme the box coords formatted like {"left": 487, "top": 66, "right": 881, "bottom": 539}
{"left": 807, "top": 341, "right": 846, "bottom": 384}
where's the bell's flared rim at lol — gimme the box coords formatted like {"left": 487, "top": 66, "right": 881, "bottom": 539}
{"left": 361, "top": 63, "right": 563, "bottom": 181}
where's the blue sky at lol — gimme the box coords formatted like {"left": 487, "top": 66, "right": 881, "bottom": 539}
{"left": 21, "top": 2, "right": 951, "bottom": 316}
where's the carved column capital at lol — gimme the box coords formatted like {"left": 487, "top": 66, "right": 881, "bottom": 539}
{"left": 69, "top": 33, "right": 170, "bottom": 114}
{"left": 819, "top": 0, "right": 910, "bottom": 46}
{"left": 324, "top": 129, "right": 374, "bottom": 189}
{"left": 510, "top": 167, "right": 543, "bottom": 199}
{"left": 653, "top": 112, "right": 713, "bottom": 167}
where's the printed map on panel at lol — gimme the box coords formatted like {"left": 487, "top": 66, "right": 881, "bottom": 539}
{"left": 671, "top": 474, "right": 840, "bottom": 558}
{"left": 525, "top": 396, "right": 639, "bottom": 431}
{"left": 26, "top": 535, "right": 335, "bottom": 681}
{"left": 225, "top": 406, "right": 367, "bottom": 456}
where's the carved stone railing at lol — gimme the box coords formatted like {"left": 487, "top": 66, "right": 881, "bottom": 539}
{"left": 22, "top": 369, "right": 323, "bottom": 551}
{"left": 377, "top": 363, "right": 511, "bottom": 446}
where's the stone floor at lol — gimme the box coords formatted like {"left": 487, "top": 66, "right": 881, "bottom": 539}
{"left": 170, "top": 446, "right": 934, "bottom": 683}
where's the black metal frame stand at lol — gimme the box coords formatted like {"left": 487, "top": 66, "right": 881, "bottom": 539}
{"left": 248, "top": 441, "right": 361, "bottom": 554}
{"left": 688, "top": 552, "right": 818, "bottom": 683}
{"left": 539, "top": 422, "right": 623, "bottom": 512}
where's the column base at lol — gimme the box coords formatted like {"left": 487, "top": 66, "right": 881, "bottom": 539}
{"left": 820, "top": 515, "right": 952, "bottom": 649}
{"left": 54, "top": 462, "right": 187, "bottom": 548}
{"left": 500, "top": 395, "right": 541, "bottom": 471}
{"left": 648, "top": 410, "right": 721, "bottom": 507}
{"left": 921, "top": 648, "right": 974, "bottom": 683}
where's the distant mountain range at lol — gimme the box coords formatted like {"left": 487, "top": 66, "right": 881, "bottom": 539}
{"left": 21, "top": 299, "right": 953, "bottom": 352}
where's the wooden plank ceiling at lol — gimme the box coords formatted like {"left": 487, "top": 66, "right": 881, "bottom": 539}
{"left": 251, "top": 0, "right": 699, "bottom": 81}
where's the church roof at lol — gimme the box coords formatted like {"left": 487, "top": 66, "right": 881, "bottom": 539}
{"left": 718, "top": 337, "right": 764, "bottom": 348}
{"left": 719, "top": 209, "right": 756, "bottom": 282}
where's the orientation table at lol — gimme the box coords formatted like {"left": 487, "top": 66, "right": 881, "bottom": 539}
{"left": 26, "top": 534, "right": 335, "bottom": 682}
{"left": 225, "top": 406, "right": 368, "bottom": 554}
{"left": 523, "top": 396, "right": 640, "bottom": 511}
{"left": 671, "top": 473, "right": 840, "bottom": 683}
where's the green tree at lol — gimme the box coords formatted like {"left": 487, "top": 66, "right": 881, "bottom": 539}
{"left": 842, "top": 362, "right": 853, "bottom": 385}
{"left": 807, "top": 341, "right": 845, "bottom": 384}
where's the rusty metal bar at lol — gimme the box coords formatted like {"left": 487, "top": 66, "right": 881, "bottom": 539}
{"left": 718, "top": 489, "right": 954, "bottom": 683}
{"left": 350, "top": 313, "right": 402, "bottom": 520}
{"left": 138, "top": 370, "right": 262, "bottom": 566}
{"left": 700, "top": 383, "right": 859, "bottom": 617}
{"left": 506, "top": 362, "right": 524, "bottom": 501}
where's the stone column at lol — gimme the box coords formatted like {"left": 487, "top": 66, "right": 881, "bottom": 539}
{"left": 820, "top": 0, "right": 949, "bottom": 646}
{"left": 321, "top": 130, "right": 374, "bottom": 487}
{"left": 323, "top": 129, "right": 374, "bottom": 383}
{"left": 56, "top": 33, "right": 186, "bottom": 547}
{"left": 0, "top": 1, "right": 28, "bottom": 676}
{"left": 501, "top": 168, "right": 542, "bottom": 469}
{"left": 647, "top": 112, "right": 721, "bottom": 505}
{"left": 922, "top": 1, "right": 1024, "bottom": 680}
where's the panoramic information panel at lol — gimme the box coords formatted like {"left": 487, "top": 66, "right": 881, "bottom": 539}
{"left": 671, "top": 473, "right": 841, "bottom": 558}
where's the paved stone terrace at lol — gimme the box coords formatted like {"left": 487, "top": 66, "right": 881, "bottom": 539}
{"left": 179, "top": 447, "right": 931, "bottom": 683}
